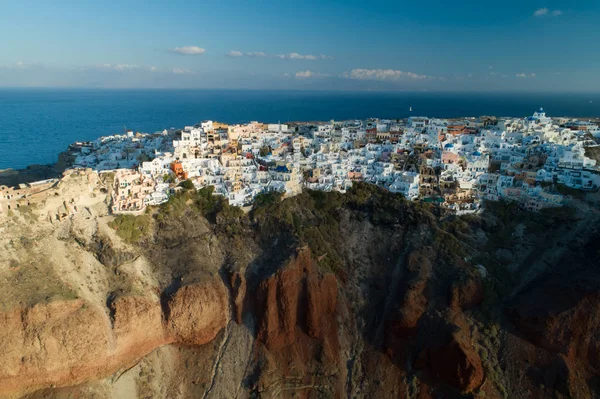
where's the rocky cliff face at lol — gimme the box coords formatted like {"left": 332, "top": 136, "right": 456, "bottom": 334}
{"left": 0, "top": 281, "right": 228, "bottom": 398}
{"left": 505, "top": 245, "right": 600, "bottom": 399}
{"left": 2, "top": 173, "right": 600, "bottom": 399}
{"left": 255, "top": 247, "right": 338, "bottom": 349}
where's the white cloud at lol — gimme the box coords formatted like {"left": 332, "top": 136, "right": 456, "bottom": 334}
{"left": 534, "top": 8, "right": 562, "bottom": 17}
{"left": 467, "top": 73, "right": 473, "bottom": 78}
{"left": 98, "top": 64, "right": 140, "bottom": 72}
{"left": 227, "top": 51, "right": 272, "bottom": 58}
{"left": 172, "top": 68, "right": 192, "bottom": 75}
{"left": 516, "top": 72, "right": 536, "bottom": 78}
{"left": 171, "top": 46, "right": 206, "bottom": 55}
{"left": 292, "top": 53, "right": 314, "bottom": 60}
{"left": 294, "top": 70, "right": 328, "bottom": 79}
{"left": 0, "top": 61, "right": 35, "bottom": 70}
{"left": 342, "top": 68, "right": 427, "bottom": 81}
{"left": 276, "top": 52, "right": 331, "bottom": 60}
{"left": 91, "top": 65, "right": 192, "bottom": 74}
{"left": 295, "top": 70, "right": 314, "bottom": 78}
{"left": 227, "top": 51, "right": 329, "bottom": 60}
{"left": 277, "top": 53, "right": 315, "bottom": 60}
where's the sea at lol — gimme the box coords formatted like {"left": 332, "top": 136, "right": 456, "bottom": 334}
{"left": 1, "top": 88, "right": 599, "bottom": 170}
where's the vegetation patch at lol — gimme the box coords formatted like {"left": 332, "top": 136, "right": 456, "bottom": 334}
{"left": 16, "top": 203, "right": 38, "bottom": 222}
{"left": 178, "top": 179, "right": 195, "bottom": 190}
{"left": 152, "top": 185, "right": 245, "bottom": 235}
{"left": 249, "top": 183, "right": 435, "bottom": 272}
{"left": 0, "top": 263, "right": 79, "bottom": 311}
{"left": 108, "top": 214, "right": 153, "bottom": 244}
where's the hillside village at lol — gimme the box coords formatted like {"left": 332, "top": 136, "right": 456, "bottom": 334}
{"left": 2, "top": 109, "right": 600, "bottom": 216}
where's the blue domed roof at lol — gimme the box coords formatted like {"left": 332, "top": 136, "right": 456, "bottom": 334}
{"left": 444, "top": 143, "right": 454, "bottom": 148}
{"left": 473, "top": 151, "right": 481, "bottom": 156}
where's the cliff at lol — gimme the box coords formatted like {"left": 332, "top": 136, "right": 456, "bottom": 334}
{"left": 1, "top": 171, "right": 600, "bottom": 398}
{"left": 0, "top": 282, "right": 228, "bottom": 397}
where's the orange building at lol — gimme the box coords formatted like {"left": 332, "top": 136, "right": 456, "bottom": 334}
{"left": 447, "top": 125, "right": 466, "bottom": 136}
{"left": 170, "top": 161, "right": 188, "bottom": 180}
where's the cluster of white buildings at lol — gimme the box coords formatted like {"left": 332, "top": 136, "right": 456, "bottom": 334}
{"left": 69, "top": 109, "right": 600, "bottom": 214}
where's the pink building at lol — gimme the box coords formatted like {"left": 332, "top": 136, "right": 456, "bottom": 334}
{"left": 442, "top": 151, "right": 459, "bottom": 164}
{"left": 112, "top": 170, "right": 155, "bottom": 213}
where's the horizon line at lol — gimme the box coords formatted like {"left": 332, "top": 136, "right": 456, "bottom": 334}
{"left": 1, "top": 86, "right": 600, "bottom": 95}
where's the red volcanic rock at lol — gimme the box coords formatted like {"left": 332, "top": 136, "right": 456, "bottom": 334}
{"left": 257, "top": 262, "right": 302, "bottom": 349}
{"left": 167, "top": 280, "right": 230, "bottom": 346}
{"left": 416, "top": 331, "right": 484, "bottom": 393}
{"left": 0, "top": 299, "right": 116, "bottom": 397}
{"left": 111, "top": 295, "right": 166, "bottom": 352}
{"left": 256, "top": 247, "right": 338, "bottom": 350}
{"left": 450, "top": 275, "right": 484, "bottom": 311}
{"left": 253, "top": 248, "right": 342, "bottom": 398}
{"left": 384, "top": 249, "right": 433, "bottom": 363}
{"left": 0, "top": 278, "right": 229, "bottom": 398}
{"left": 400, "top": 249, "right": 433, "bottom": 329}
{"left": 307, "top": 273, "right": 338, "bottom": 338}
{"left": 507, "top": 277, "right": 600, "bottom": 373}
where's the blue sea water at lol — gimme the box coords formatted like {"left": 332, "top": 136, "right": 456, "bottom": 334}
{"left": 0, "top": 88, "right": 599, "bottom": 170}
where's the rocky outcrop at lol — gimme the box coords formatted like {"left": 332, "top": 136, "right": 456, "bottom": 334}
{"left": 167, "top": 281, "right": 230, "bottom": 346}
{"left": 507, "top": 274, "right": 600, "bottom": 373}
{"left": 0, "top": 299, "right": 112, "bottom": 397}
{"left": 251, "top": 247, "right": 343, "bottom": 398}
{"left": 383, "top": 249, "right": 432, "bottom": 365}
{"left": 229, "top": 271, "right": 247, "bottom": 325}
{"left": 416, "top": 330, "right": 484, "bottom": 393}
{"left": 0, "top": 279, "right": 229, "bottom": 398}
{"left": 110, "top": 295, "right": 167, "bottom": 359}
{"left": 256, "top": 247, "right": 338, "bottom": 350}
{"left": 450, "top": 274, "right": 484, "bottom": 311}
{"left": 395, "top": 249, "right": 432, "bottom": 331}
{"left": 306, "top": 273, "right": 337, "bottom": 338}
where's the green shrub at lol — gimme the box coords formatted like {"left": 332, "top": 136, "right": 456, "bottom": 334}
{"left": 108, "top": 214, "right": 153, "bottom": 243}
{"left": 162, "top": 174, "right": 175, "bottom": 183}
{"left": 179, "top": 179, "right": 195, "bottom": 190}
{"left": 158, "top": 191, "right": 192, "bottom": 218}
{"left": 259, "top": 146, "right": 271, "bottom": 157}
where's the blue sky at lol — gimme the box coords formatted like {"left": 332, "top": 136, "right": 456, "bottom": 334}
{"left": 0, "top": 0, "right": 599, "bottom": 91}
